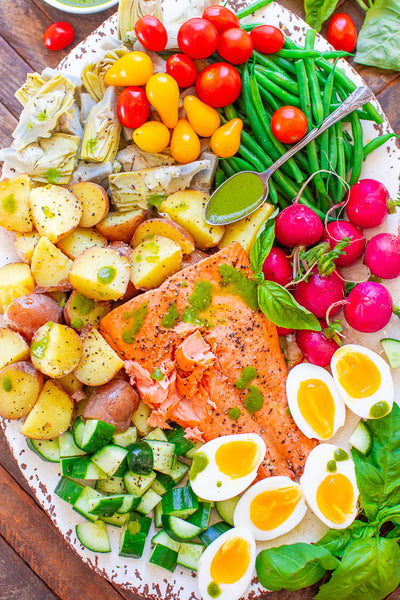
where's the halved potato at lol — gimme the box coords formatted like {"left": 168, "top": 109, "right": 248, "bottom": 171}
{"left": 29, "top": 184, "right": 82, "bottom": 243}
{"left": 130, "top": 235, "right": 182, "bottom": 290}
{"left": 63, "top": 291, "right": 110, "bottom": 331}
{"left": 31, "top": 322, "right": 83, "bottom": 378}
{"left": 131, "top": 218, "right": 195, "bottom": 255}
{"left": 56, "top": 226, "right": 107, "bottom": 259}
{"left": 20, "top": 380, "right": 74, "bottom": 439}
{"left": 132, "top": 399, "right": 153, "bottom": 437}
{"left": 160, "top": 190, "right": 224, "bottom": 250}
{"left": 0, "top": 262, "right": 35, "bottom": 313}
{"left": 69, "top": 247, "right": 130, "bottom": 301}
{"left": 0, "top": 361, "right": 43, "bottom": 419}
{"left": 70, "top": 181, "right": 109, "bottom": 228}
{"left": 31, "top": 237, "right": 72, "bottom": 291}
{"left": 57, "top": 371, "right": 83, "bottom": 396}
{"left": 95, "top": 209, "right": 146, "bottom": 243}
{"left": 219, "top": 203, "right": 275, "bottom": 254}
{"left": 0, "top": 328, "right": 30, "bottom": 370}
{"left": 14, "top": 231, "right": 40, "bottom": 263}
{"left": 74, "top": 328, "right": 123, "bottom": 386}
{"left": 0, "top": 174, "right": 33, "bottom": 233}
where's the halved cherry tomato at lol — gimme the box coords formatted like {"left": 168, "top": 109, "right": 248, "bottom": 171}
{"left": 196, "top": 62, "right": 242, "bottom": 108}
{"left": 177, "top": 18, "right": 219, "bottom": 60}
{"left": 202, "top": 5, "right": 240, "bottom": 33}
{"left": 43, "top": 22, "right": 74, "bottom": 51}
{"left": 217, "top": 28, "right": 253, "bottom": 65}
{"left": 327, "top": 14, "right": 357, "bottom": 52}
{"left": 134, "top": 15, "right": 168, "bottom": 51}
{"left": 117, "top": 87, "right": 150, "bottom": 129}
{"left": 271, "top": 106, "right": 308, "bottom": 144}
{"left": 166, "top": 54, "right": 198, "bottom": 88}
{"left": 250, "top": 25, "right": 284, "bottom": 54}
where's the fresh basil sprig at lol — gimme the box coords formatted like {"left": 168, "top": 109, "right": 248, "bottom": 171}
{"left": 355, "top": 0, "right": 400, "bottom": 71}
{"left": 250, "top": 209, "right": 277, "bottom": 275}
{"left": 304, "top": 0, "right": 338, "bottom": 32}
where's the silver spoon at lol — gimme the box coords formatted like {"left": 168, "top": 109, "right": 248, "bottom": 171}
{"left": 204, "top": 86, "right": 374, "bottom": 226}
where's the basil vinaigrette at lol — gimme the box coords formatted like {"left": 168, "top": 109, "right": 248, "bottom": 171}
{"left": 206, "top": 172, "right": 265, "bottom": 224}
{"left": 57, "top": 0, "right": 110, "bottom": 6}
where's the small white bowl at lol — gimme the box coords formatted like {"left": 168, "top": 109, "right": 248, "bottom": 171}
{"left": 41, "top": 0, "right": 118, "bottom": 15}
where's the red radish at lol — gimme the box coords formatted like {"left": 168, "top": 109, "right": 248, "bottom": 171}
{"left": 322, "top": 220, "right": 366, "bottom": 267}
{"left": 294, "top": 268, "right": 345, "bottom": 319}
{"left": 344, "top": 281, "right": 392, "bottom": 332}
{"left": 364, "top": 233, "right": 400, "bottom": 279}
{"left": 346, "top": 179, "right": 390, "bottom": 229}
{"left": 262, "top": 247, "right": 292, "bottom": 286}
{"left": 296, "top": 321, "right": 339, "bottom": 367}
{"left": 275, "top": 204, "right": 323, "bottom": 248}
{"left": 277, "top": 326, "right": 295, "bottom": 336}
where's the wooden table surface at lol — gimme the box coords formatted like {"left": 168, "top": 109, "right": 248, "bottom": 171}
{"left": 0, "top": 1, "right": 399, "bottom": 599}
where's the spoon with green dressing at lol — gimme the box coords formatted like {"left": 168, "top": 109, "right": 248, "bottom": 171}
{"left": 204, "top": 86, "right": 373, "bottom": 226}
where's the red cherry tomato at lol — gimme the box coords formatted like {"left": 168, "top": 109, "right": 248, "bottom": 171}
{"left": 250, "top": 25, "right": 284, "bottom": 54}
{"left": 43, "top": 22, "right": 74, "bottom": 51}
{"left": 271, "top": 106, "right": 308, "bottom": 144}
{"left": 134, "top": 15, "right": 168, "bottom": 51}
{"left": 166, "top": 54, "right": 198, "bottom": 88}
{"left": 327, "top": 13, "right": 357, "bottom": 52}
{"left": 217, "top": 28, "right": 254, "bottom": 65}
{"left": 202, "top": 5, "right": 240, "bottom": 33}
{"left": 196, "top": 62, "right": 242, "bottom": 108}
{"left": 177, "top": 18, "right": 219, "bottom": 60}
{"left": 117, "top": 87, "right": 150, "bottom": 129}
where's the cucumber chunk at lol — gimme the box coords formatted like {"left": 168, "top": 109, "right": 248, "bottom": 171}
{"left": 165, "top": 426, "right": 194, "bottom": 456}
{"left": 88, "top": 495, "right": 124, "bottom": 516}
{"left": 76, "top": 520, "right": 111, "bottom": 553}
{"left": 119, "top": 513, "right": 151, "bottom": 557}
{"left": 73, "top": 486, "right": 103, "bottom": 522}
{"left": 136, "top": 488, "right": 162, "bottom": 515}
{"left": 349, "top": 421, "right": 373, "bottom": 455}
{"left": 151, "top": 530, "right": 181, "bottom": 553}
{"left": 112, "top": 426, "right": 137, "bottom": 448}
{"left": 91, "top": 444, "right": 128, "bottom": 477}
{"left": 162, "top": 515, "right": 202, "bottom": 542}
{"left": 177, "top": 542, "right": 204, "bottom": 571}
{"left": 26, "top": 438, "right": 60, "bottom": 462}
{"left": 61, "top": 456, "right": 107, "bottom": 480}
{"left": 187, "top": 502, "right": 212, "bottom": 530}
{"left": 81, "top": 419, "right": 116, "bottom": 453}
{"left": 124, "top": 471, "right": 156, "bottom": 496}
{"left": 149, "top": 544, "right": 178, "bottom": 572}
{"left": 55, "top": 477, "right": 84, "bottom": 505}
{"left": 96, "top": 476, "right": 127, "bottom": 495}
{"left": 145, "top": 428, "right": 168, "bottom": 442}
{"left": 199, "top": 522, "right": 232, "bottom": 547}
{"left": 146, "top": 440, "right": 176, "bottom": 474}
{"left": 100, "top": 512, "right": 129, "bottom": 527}
{"left": 117, "top": 494, "right": 141, "bottom": 513}
{"left": 59, "top": 431, "right": 86, "bottom": 458}
{"left": 381, "top": 338, "right": 400, "bottom": 368}
{"left": 127, "top": 441, "right": 154, "bottom": 475}
{"left": 215, "top": 496, "right": 240, "bottom": 526}
{"left": 154, "top": 501, "right": 164, "bottom": 528}
{"left": 161, "top": 485, "right": 198, "bottom": 518}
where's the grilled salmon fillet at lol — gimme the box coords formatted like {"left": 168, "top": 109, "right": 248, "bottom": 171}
{"left": 100, "top": 242, "right": 317, "bottom": 479}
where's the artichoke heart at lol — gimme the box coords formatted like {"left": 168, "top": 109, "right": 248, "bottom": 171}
{"left": 81, "top": 46, "right": 129, "bottom": 102}
{"left": 14, "top": 72, "right": 46, "bottom": 106}
{"left": 118, "top": 0, "right": 163, "bottom": 43}
{"left": 116, "top": 143, "right": 174, "bottom": 172}
{"left": 80, "top": 86, "right": 121, "bottom": 164}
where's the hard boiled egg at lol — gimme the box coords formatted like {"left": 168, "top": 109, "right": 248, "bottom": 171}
{"left": 233, "top": 476, "right": 307, "bottom": 540}
{"left": 197, "top": 527, "right": 256, "bottom": 600}
{"left": 286, "top": 363, "right": 346, "bottom": 440}
{"left": 300, "top": 443, "right": 359, "bottom": 530}
{"left": 331, "top": 344, "right": 393, "bottom": 419}
{"left": 189, "top": 433, "right": 266, "bottom": 502}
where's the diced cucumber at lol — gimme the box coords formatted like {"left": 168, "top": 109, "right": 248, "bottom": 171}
{"left": 76, "top": 520, "right": 111, "bottom": 553}
{"left": 381, "top": 338, "right": 400, "bottom": 368}
{"left": 127, "top": 442, "right": 154, "bottom": 475}
{"left": 132, "top": 400, "right": 152, "bottom": 437}
{"left": 145, "top": 428, "right": 168, "bottom": 442}
{"left": 73, "top": 487, "right": 103, "bottom": 522}
{"left": 55, "top": 477, "right": 84, "bottom": 505}
{"left": 81, "top": 419, "right": 116, "bottom": 453}
{"left": 59, "top": 431, "right": 87, "bottom": 458}
{"left": 165, "top": 426, "right": 194, "bottom": 456}
{"left": 151, "top": 530, "right": 181, "bottom": 553}
{"left": 215, "top": 496, "right": 240, "bottom": 526}
{"left": 61, "top": 456, "right": 107, "bottom": 480}
{"left": 88, "top": 495, "right": 124, "bottom": 516}
{"left": 185, "top": 442, "right": 203, "bottom": 460}
{"left": 146, "top": 440, "right": 176, "bottom": 474}
{"left": 199, "top": 522, "right": 232, "bottom": 547}
{"left": 154, "top": 502, "right": 164, "bottom": 528}
{"left": 187, "top": 502, "right": 212, "bottom": 530}
{"left": 136, "top": 488, "right": 162, "bottom": 515}
{"left": 169, "top": 460, "right": 189, "bottom": 484}
{"left": 161, "top": 515, "right": 202, "bottom": 542}
{"left": 96, "top": 476, "right": 127, "bottom": 495}
{"left": 117, "top": 494, "right": 141, "bottom": 514}
{"left": 177, "top": 542, "right": 204, "bottom": 571}
{"left": 161, "top": 485, "right": 198, "bottom": 518}
{"left": 100, "top": 512, "right": 129, "bottom": 527}
{"left": 124, "top": 471, "right": 156, "bottom": 496}
{"left": 153, "top": 472, "right": 177, "bottom": 494}
{"left": 26, "top": 438, "right": 60, "bottom": 462}
{"left": 149, "top": 544, "right": 178, "bottom": 572}
{"left": 112, "top": 426, "right": 137, "bottom": 448}
{"left": 119, "top": 513, "right": 151, "bottom": 557}
{"left": 91, "top": 445, "right": 128, "bottom": 477}
{"left": 72, "top": 417, "right": 86, "bottom": 449}
{"left": 349, "top": 421, "right": 373, "bottom": 455}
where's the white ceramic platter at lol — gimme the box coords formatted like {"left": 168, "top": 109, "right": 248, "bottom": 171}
{"left": 1, "top": 1, "right": 400, "bottom": 598}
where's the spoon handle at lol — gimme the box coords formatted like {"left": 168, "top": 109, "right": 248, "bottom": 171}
{"left": 266, "top": 86, "right": 374, "bottom": 177}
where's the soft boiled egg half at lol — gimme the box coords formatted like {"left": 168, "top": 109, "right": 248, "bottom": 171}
{"left": 300, "top": 444, "right": 359, "bottom": 529}
{"left": 233, "top": 476, "right": 307, "bottom": 540}
{"left": 189, "top": 433, "right": 266, "bottom": 502}
{"left": 286, "top": 363, "right": 346, "bottom": 440}
{"left": 197, "top": 527, "right": 256, "bottom": 600}
{"left": 331, "top": 344, "right": 393, "bottom": 419}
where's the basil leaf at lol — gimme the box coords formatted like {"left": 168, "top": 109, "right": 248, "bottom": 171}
{"left": 257, "top": 280, "right": 321, "bottom": 331}
{"left": 315, "top": 537, "right": 400, "bottom": 600}
{"left": 304, "top": 0, "right": 339, "bottom": 31}
{"left": 316, "top": 520, "right": 373, "bottom": 557}
{"left": 256, "top": 542, "right": 338, "bottom": 592}
{"left": 355, "top": 0, "right": 400, "bottom": 71}
{"left": 352, "top": 403, "right": 400, "bottom": 521}
{"left": 249, "top": 208, "right": 278, "bottom": 275}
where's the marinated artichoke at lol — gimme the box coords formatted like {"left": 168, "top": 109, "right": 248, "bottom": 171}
{"left": 81, "top": 46, "right": 129, "bottom": 102}
{"left": 80, "top": 86, "right": 121, "bottom": 164}
{"left": 118, "top": 0, "right": 162, "bottom": 43}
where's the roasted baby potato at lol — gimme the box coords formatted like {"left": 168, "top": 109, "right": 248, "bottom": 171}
{"left": 219, "top": 203, "right": 275, "bottom": 254}
{"left": 0, "top": 174, "right": 33, "bottom": 233}
{"left": 0, "top": 262, "right": 35, "bottom": 313}
{"left": 31, "top": 237, "right": 72, "bottom": 291}
{"left": 130, "top": 235, "right": 182, "bottom": 290}
{"left": 63, "top": 291, "right": 110, "bottom": 331}
{"left": 83, "top": 379, "right": 140, "bottom": 432}
{"left": 160, "top": 190, "right": 224, "bottom": 250}
{"left": 69, "top": 247, "right": 130, "bottom": 301}
{"left": 29, "top": 184, "right": 82, "bottom": 243}
{"left": 74, "top": 328, "right": 124, "bottom": 386}
{"left": 95, "top": 209, "right": 146, "bottom": 243}
{"left": 181, "top": 249, "right": 208, "bottom": 269}
{"left": 14, "top": 231, "right": 40, "bottom": 263}
{"left": 31, "top": 322, "right": 83, "bottom": 378}
{"left": 56, "top": 226, "right": 107, "bottom": 259}
{"left": 69, "top": 181, "right": 109, "bottom": 228}
{"left": 0, "top": 328, "right": 30, "bottom": 370}
{"left": 4, "top": 293, "right": 62, "bottom": 341}
{"left": 57, "top": 371, "right": 84, "bottom": 396}
{"left": 131, "top": 218, "right": 195, "bottom": 255}
{"left": 20, "top": 380, "right": 74, "bottom": 439}
{"left": 132, "top": 399, "right": 153, "bottom": 437}
{"left": 0, "top": 361, "right": 43, "bottom": 419}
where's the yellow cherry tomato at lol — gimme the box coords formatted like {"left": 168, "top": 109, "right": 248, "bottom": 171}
{"left": 210, "top": 118, "right": 243, "bottom": 158}
{"left": 132, "top": 121, "right": 170, "bottom": 154}
{"left": 104, "top": 51, "right": 154, "bottom": 87}
{"left": 146, "top": 73, "right": 180, "bottom": 129}
{"left": 183, "top": 95, "right": 221, "bottom": 138}
{"left": 170, "top": 119, "right": 201, "bottom": 164}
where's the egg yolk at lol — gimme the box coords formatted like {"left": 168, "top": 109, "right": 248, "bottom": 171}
{"left": 297, "top": 379, "right": 335, "bottom": 439}
{"left": 210, "top": 537, "right": 251, "bottom": 584}
{"left": 335, "top": 351, "right": 381, "bottom": 398}
{"left": 250, "top": 485, "right": 302, "bottom": 531}
{"left": 215, "top": 441, "right": 261, "bottom": 478}
{"left": 316, "top": 473, "right": 355, "bottom": 524}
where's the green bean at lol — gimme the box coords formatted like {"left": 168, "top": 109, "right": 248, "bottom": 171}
{"left": 240, "top": 130, "right": 271, "bottom": 168}
{"left": 214, "top": 168, "right": 226, "bottom": 188}
{"left": 226, "top": 156, "right": 257, "bottom": 173}
{"left": 254, "top": 65, "right": 300, "bottom": 96}
{"left": 277, "top": 49, "right": 350, "bottom": 59}
{"left": 334, "top": 121, "right": 346, "bottom": 203}
{"left": 259, "top": 85, "right": 282, "bottom": 112}
{"left": 320, "top": 64, "right": 336, "bottom": 174}
{"left": 254, "top": 70, "right": 300, "bottom": 107}
{"left": 343, "top": 135, "right": 353, "bottom": 165}
{"left": 237, "top": 0, "right": 273, "bottom": 19}
{"left": 240, "top": 22, "right": 264, "bottom": 31}
{"left": 349, "top": 112, "right": 364, "bottom": 186}
{"left": 304, "top": 31, "right": 324, "bottom": 126}
{"left": 224, "top": 104, "right": 238, "bottom": 121}
{"left": 363, "top": 133, "right": 400, "bottom": 159}
{"left": 267, "top": 54, "right": 297, "bottom": 76}
{"left": 253, "top": 51, "right": 290, "bottom": 77}
{"left": 237, "top": 142, "right": 266, "bottom": 171}
{"left": 219, "top": 159, "right": 235, "bottom": 179}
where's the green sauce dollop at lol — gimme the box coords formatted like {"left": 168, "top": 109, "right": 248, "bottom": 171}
{"left": 182, "top": 281, "right": 213, "bottom": 325}
{"left": 2, "top": 194, "right": 15, "bottom": 214}
{"left": 205, "top": 171, "right": 265, "bottom": 225}
{"left": 189, "top": 452, "right": 209, "bottom": 481}
{"left": 161, "top": 302, "right": 180, "bottom": 329}
{"left": 235, "top": 366, "right": 257, "bottom": 390}
{"left": 122, "top": 305, "right": 148, "bottom": 344}
{"left": 151, "top": 368, "right": 165, "bottom": 382}
{"left": 334, "top": 448, "right": 349, "bottom": 462}
{"left": 207, "top": 582, "right": 221, "bottom": 598}
{"left": 369, "top": 401, "right": 390, "bottom": 419}
{"left": 31, "top": 322, "right": 53, "bottom": 359}
{"left": 73, "top": 294, "right": 94, "bottom": 316}
{"left": 327, "top": 460, "right": 337, "bottom": 473}
{"left": 218, "top": 264, "right": 258, "bottom": 311}
{"left": 97, "top": 266, "right": 116, "bottom": 284}
{"left": 2, "top": 376, "right": 12, "bottom": 392}
{"left": 244, "top": 385, "right": 263, "bottom": 415}
{"left": 228, "top": 407, "right": 241, "bottom": 420}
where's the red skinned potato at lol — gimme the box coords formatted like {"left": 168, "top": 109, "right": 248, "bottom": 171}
{"left": 4, "top": 293, "right": 62, "bottom": 341}
{"left": 82, "top": 379, "right": 140, "bottom": 431}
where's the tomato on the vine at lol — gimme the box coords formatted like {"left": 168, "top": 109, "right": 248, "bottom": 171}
{"left": 250, "top": 25, "right": 284, "bottom": 54}
{"left": 134, "top": 15, "right": 168, "bottom": 51}
{"left": 217, "top": 28, "right": 253, "bottom": 65}
{"left": 177, "top": 18, "right": 219, "bottom": 59}
{"left": 196, "top": 62, "right": 242, "bottom": 108}
{"left": 327, "top": 13, "right": 357, "bottom": 52}
{"left": 117, "top": 87, "right": 150, "bottom": 129}
{"left": 166, "top": 54, "right": 198, "bottom": 88}
{"left": 43, "top": 22, "right": 74, "bottom": 51}
{"left": 271, "top": 106, "right": 308, "bottom": 144}
{"left": 202, "top": 5, "right": 240, "bottom": 33}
